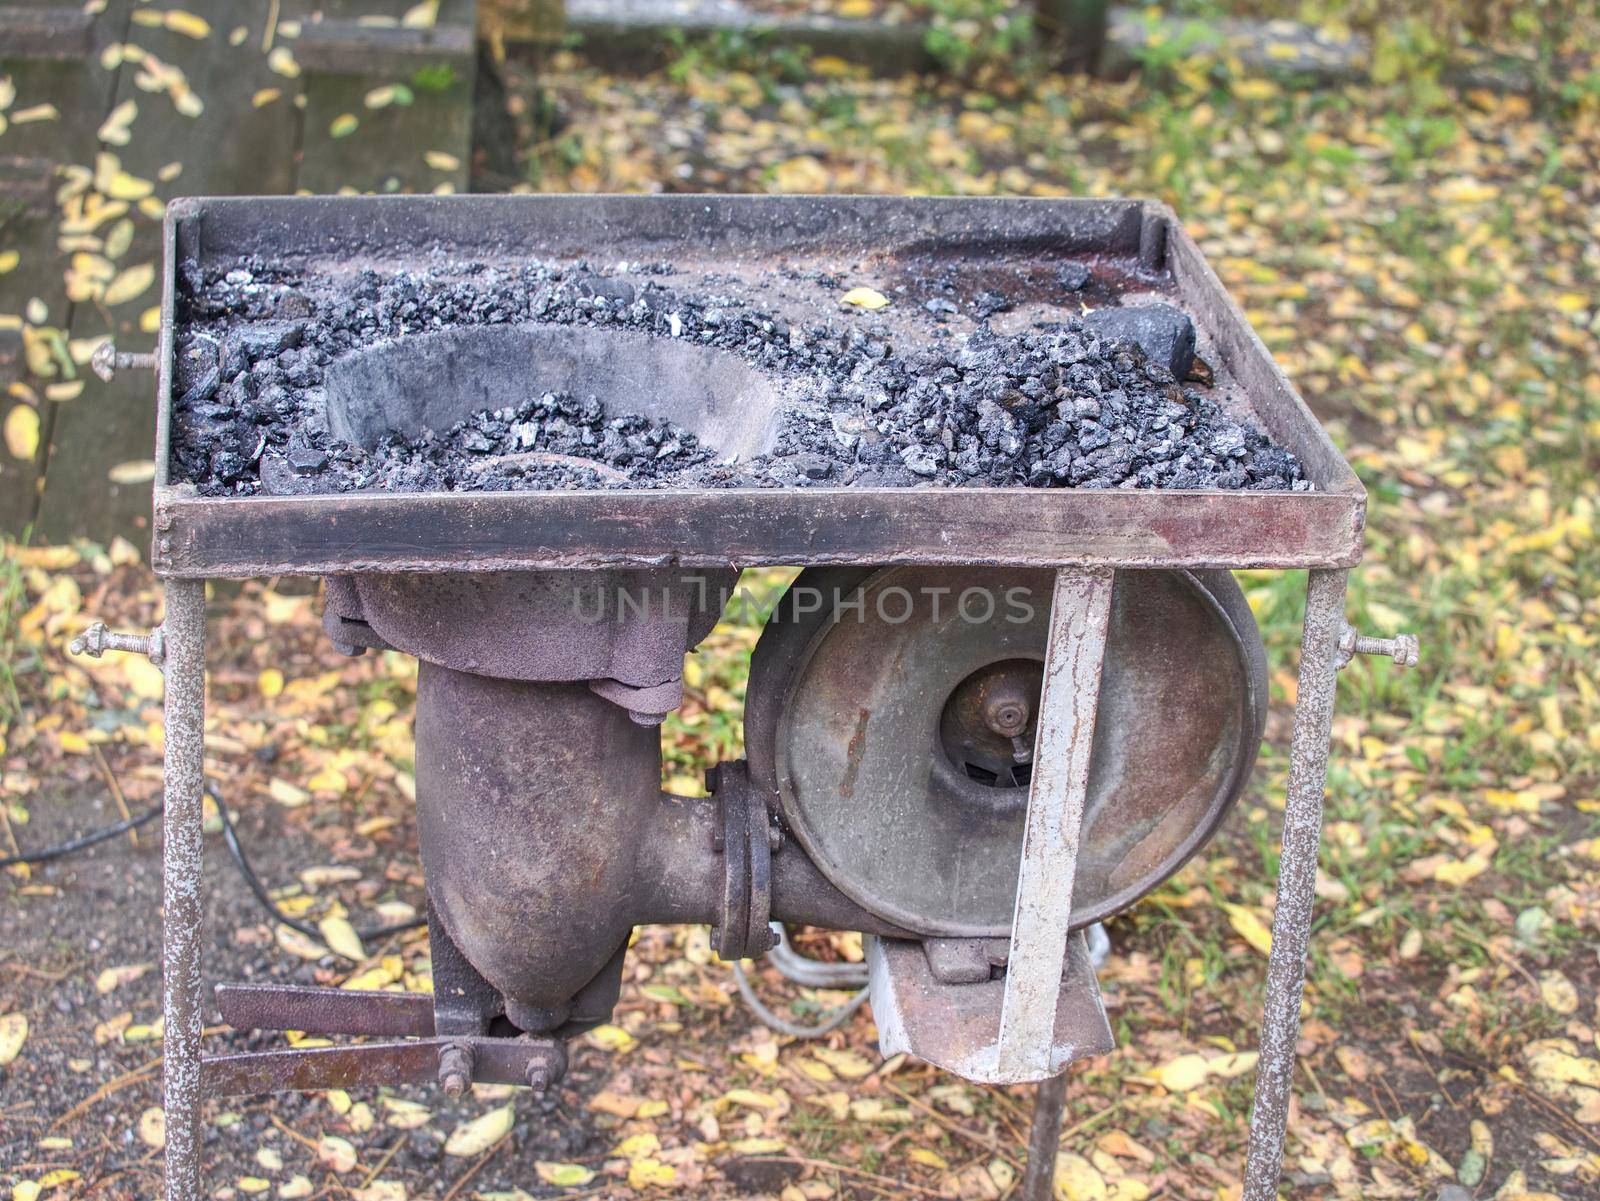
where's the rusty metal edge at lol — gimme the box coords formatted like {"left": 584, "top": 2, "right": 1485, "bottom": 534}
{"left": 150, "top": 485, "right": 1365, "bottom": 576}
{"left": 151, "top": 195, "right": 1366, "bottom": 576}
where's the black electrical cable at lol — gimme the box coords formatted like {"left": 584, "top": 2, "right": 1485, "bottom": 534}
{"left": 207, "top": 780, "right": 425, "bottom": 942}
{"left": 1, "top": 781, "right": 426, "bottom": 942}
{"left": 0, "top": 804, "right": 164, "bottom": 868}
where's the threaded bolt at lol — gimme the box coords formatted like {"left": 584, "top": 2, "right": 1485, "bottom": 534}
{"left": 438, "top": 1043, "right": 473, "bottom": 1098}
{"left": 70, "top": 622, "right": 166, "bottom": 667}
{"left": 91, "top": 340, "right": 158, "bottom": 383}
{"left": 1337, "top": 625, "right": 1419, "bottom": 670}
{"left": 523, "top": 1042, "right": 567, "bottom": 1095}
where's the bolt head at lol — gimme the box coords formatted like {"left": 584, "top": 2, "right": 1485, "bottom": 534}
{"left": 90, "top": 341, "right": 117, "bottom": 383}
{"left": 1392, "top": 633, "right": 1419, "bottom": 668}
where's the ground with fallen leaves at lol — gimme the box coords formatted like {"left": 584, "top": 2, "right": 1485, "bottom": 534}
{"left": 4, "top": 8, "right": 1600, "bottom": 1201}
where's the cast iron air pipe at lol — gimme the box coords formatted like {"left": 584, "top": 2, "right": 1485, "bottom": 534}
{"left": 415, "top": 662, "right": 905, "bottom": 1034}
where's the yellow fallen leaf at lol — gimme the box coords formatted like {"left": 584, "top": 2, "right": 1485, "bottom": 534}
{"left": 98, "top": 99, "right": 137, "bottom": 145}
{"left": 1208, "top": 1050, "right": 1259, "bottom": 1078}
{"left": 138, "top": 1105, "right": 165, "bottom": 1148}
{"left": 237, "top": 1179, "right": 270, "bottom": 1195}
{"left": 275, "top": 925, "right": 327, "bottom": 961}
{"left": 330, "top": 113, "right": 359, "bottom": 139}
{"left": 1539, "top": 971, "right": 1579, "bottom": 1015}
{"left": 351, "top": 1182, "right": 404, "bottom": 1201}
{"left": 425, "top": 150, "right": 461, "bottom": 172}
{"left": 535, "top": 1162, "right": 595, "bottom": 1187}
{"left": 317, "top": 1134, "right": 358, "bottom": 1173}
{"left": 13, "top": 1182, "right": 42, "bottom": 1201}
{"left": 0, "top": 250, "right": 17, "bottom": 273}
{"left": 771, "top": 155, "right": 830, "bottom": 192}
{"left": 108, "top": 459, "right": 156, "bottom": 485}
{"left": 0, "top": 1012, "right": 27, "bottom": 1065}
{"left": 403, "top": 0, "right": 440, "bottom": 28}
{"left": 908, "top": 1147, "right": 949, "bottom": 1169}
{"left": 105, "top": 169, "right": 153, "bottom": 201}
{"left": 164, "top": 11, "right": 212, "bottom": 39}
{"left": 1054, "top": 1150, "right": 1108, "bottom": 1200}
{"left": 1527, "top": 1046, "right": 1600, "bottom": 1088}
{"left": 586, "top": 1024, "right": 637, "bottom": 1053}
{"left": 103, "top": 263, "right": 156, "bottom": 306}
{"left": 319, "top": 916, "right": 366, "bottom": 962}
{"left": 627, "top": 1158, "right": 677, "bottom": 1188}
{"left": 717, "top": 1087, "right": 783, "bottom": 1112}
{"left": 267, "top": 47, "right": 300, "bottom": 78}
{"left": 1150, "top": 1053, "right": 1210, "bottom": 1092}
{"left": 444, "top": 1103, "right": 513, "bottom": 1156}
{"left": 4, "top": 404, "right": 40, "bottom": 460}
{"left": 1221, "top": 902, "right": 1273, "bottom": 956}
{"left": 810, "top": 1046, "right": 874, "bottom": 1079}
{"left": 124, "top": 655, "right": 166, "bottom": 701}
{"left": 841, "top": 286, "right": 889, "bottom": 310}
{"left": 268, "top": 777, "right": 311, "bottom": 808}
{"left": 1433, "top": 854, "right": 1490, "bottom": 886}
{"left": 382, "top": 1097, "right": 432, "bottom": 1130}
{"left": 615, "top": 1132, "right": 660, "bottom": 1158}
{"left": 96, "top": 962, "right": 154, "bottom": 994}
{"left": 258, "top": 668, "right": 285, "bottom": 698}
{"left": 730, "top": 1136, "right": 787, "bottom": 1153}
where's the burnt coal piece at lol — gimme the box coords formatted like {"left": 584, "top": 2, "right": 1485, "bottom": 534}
{"left": 170, "top": 257, "right": 1307, "bottom": 497}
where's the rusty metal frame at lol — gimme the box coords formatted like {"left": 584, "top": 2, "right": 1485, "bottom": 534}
{"left": 154, "top": 564, "right": 1352, "bottom": 1201}
{"left": 146, "top": 193, "right": 1363, "bottom": 1201}
{"left": 993, "top": 567, "right": 1113, "bottom": 1082}
{"left": 148, "top": 195, "right": 1365, "bottom": 580}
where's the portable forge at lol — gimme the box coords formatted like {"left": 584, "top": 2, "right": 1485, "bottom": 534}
{"left": 76, "top": 195, "right": 1415, "bottom": 1200}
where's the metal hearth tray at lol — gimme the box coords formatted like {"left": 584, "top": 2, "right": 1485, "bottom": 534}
{"left": 151, "top": 195, "right": 1364, "bottom": 577}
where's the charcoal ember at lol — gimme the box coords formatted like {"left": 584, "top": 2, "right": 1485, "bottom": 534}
{"left": 971, "top": 290, "right": 1010, "bottom": 318}
{"left": 1055, "top": 262, "right": 1093, "bottom": 291}
{"left": 900, "top": 445, "right": 942, "bottom": 476}
{"left": 1082, "top": 303, "right": 1196, "bottom": 379}
{"left": 229, "top": 320, "right": 306, "bottom": 362}
{"left": 173, "top": 255, "right": 1305, "bottom": 497}
{"left": 287, "top": 443, "right": 328, "bottom": 474}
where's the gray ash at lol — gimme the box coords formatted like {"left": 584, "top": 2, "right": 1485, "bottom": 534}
{"left": 171, "top": 257, "right": 1306, "bottom": 496}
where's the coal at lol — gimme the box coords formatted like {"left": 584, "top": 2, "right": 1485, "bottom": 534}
{"left": 1081, "top": 303, "right": 1196, "bottom": 380}
{"left": 171, "top": 258, "right": 1306, "bottom": 497}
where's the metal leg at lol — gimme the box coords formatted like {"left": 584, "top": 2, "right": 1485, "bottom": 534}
{"left": 1241, "top": 568, "right": 1348, "bottom": 1200}
{"left": 994, "top": 567, "right": 1114, "bottom": 1081}
{"left": 1020, "top": 1073, "right": 1070, "bottom": 1201}
{"left": 162, "top": 579, "right": 207, "bottom": 1201}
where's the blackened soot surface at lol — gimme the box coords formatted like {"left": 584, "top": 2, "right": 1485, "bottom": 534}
{"left": 170, "top": 257, "right": 1307, "bottom": 496}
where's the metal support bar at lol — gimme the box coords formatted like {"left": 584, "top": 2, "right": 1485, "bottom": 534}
{"left": 1241, "top": 568, "right": 1348, "bottom": 1200}
{"left": 1021, "top": 1073, "right": 1070, "bottom": 1201}
{"left": 215, "top": 983, "right": 436, "bottom": 1039}
{"left": 161, "top": 579, "right": 207, "bottom": 1201}
{"left": 993, "top": 567, "right": 1114, "bottom": 1080}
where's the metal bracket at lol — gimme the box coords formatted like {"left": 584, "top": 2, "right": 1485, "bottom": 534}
{"left": 1335, "top": 623, "right": 1419, "bottom": 670}
{"left": 708, "top": 761, "right": 777, "bottom": 961}
{"left": 992, "top": 567, "right": 1115, "bottom": 1081}
{"left": 70, "top": 621, "right": 166, "bottom": 667}
{"left": 208, "top": 981, "right": 567, "bottom": 1098}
